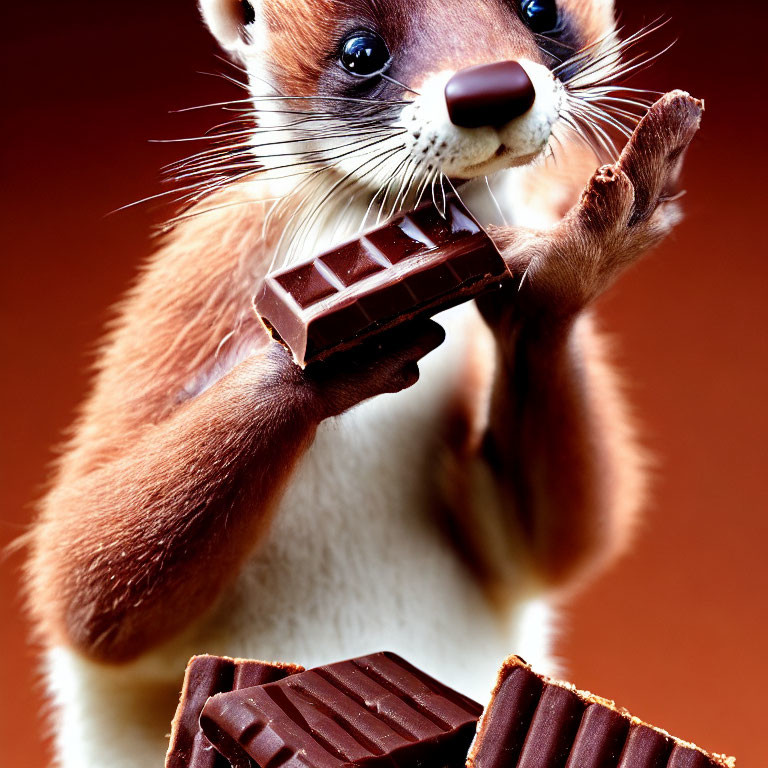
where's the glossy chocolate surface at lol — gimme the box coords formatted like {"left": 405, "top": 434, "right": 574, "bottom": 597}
{"left": 255, "top": 200, "right": 510, "bottom": 367}
{"left": 468, "top": 657, "right": 732, "bottom": 768}
{"left": 165, "top": 655, "right": 303, "bottom": 768}
{"left": 200, "top": 651, "right": 483, "bottom": 768}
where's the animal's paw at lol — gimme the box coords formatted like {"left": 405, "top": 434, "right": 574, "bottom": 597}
{"left": 301, "top": 319, "right": 446, "bottom": 419}
{"left": 484, "top": 91, "right": 703, "bottom": 329}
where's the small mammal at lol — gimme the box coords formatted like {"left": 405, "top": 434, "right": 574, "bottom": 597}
{"left": 26, "top": 1, "right": 702, "bottom": 766}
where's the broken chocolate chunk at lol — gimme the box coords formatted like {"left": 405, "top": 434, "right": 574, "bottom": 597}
{"left": 165, "top": 655, "right": 303, "bottom": 768}
{"left": 200, "top": 651, "right": 483, "bottom": 768}
{"left": 466, "top": 656, "right": 735, "bottom": 768}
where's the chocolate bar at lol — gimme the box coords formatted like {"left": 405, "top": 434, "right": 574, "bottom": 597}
{"left": 200, "top": 651, "right": 483, "bottom": 768}
{"left": 255, "top": 200, "right": 511, "bottom": 367}
{"left": 466, "top": 656, "right": 735, "bottom": 768}
{"left": 165, "top": 655, "right": 303, "bottom": 768}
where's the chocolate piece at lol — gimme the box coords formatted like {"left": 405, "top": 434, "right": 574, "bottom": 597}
{"left": 467, "top": 657, "right": 735, "bottom": 768}
{"left": 166, "top": 655, "right": 303, "bottom": 768}
{"left": 200, "top": 651, "right": 483, "bottom": 768}
{"left": 255, "top": 200, "right": 510, "bottom": 367}
{"left": 518, "top": 685, "right": 585, "bottom": 768}
{"left": 566, "top": 706, "right": 629, "bottom": 768}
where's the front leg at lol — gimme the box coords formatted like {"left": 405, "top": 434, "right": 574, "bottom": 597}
{"left": 474, "top": 92, "right": 703, "bottom": 589}
{"left": 28, "top": 322, "right": 444, "bottom": 664}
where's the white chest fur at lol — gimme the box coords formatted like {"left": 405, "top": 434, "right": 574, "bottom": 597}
{"left": 45, "top": 305, "right": 555, "bottom": 768}
{"left": 45, "top": 178, "right": 558, "bottom": 768}
{"left": 184, "top": 304, "right": 550, "bottom": 686}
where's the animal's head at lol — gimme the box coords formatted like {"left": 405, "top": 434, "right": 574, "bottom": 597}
{"left": 195, "top": 0, "right": 648, "bottom": 222}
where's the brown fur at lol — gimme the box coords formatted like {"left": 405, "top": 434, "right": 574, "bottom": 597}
{"left": 26, "top": 0, "right": 702, "bottom": 665}
{"left": 263, "top": 0, "right": 549, "bottom": 96}
{"left": 260, "top": 0, "right": 344, "bottom": 94}
{"left": 475, "top": 91, "right": 702, "bottom": 586}
{"left": 26, "top": 182, "right": 448, "bottom": 661}
{"left": 27, "top": 188, "right": 293, "bottom": 658}
{"left": 432, "top": 93, "right": 702, "bottom": 594}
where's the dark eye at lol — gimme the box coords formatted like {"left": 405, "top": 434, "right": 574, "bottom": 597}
{"left": 521, "top": 0, "right": 560, "bottom": 34}
{"left": 240, "top": 1, "right": 255, "bottom": 26}
{"left": 339, "top": 32, "right": 391, "bottom": 77}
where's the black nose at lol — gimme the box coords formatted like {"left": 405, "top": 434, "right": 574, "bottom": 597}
{"left": 445, "top": 61, "right": 536, "bottom": 129}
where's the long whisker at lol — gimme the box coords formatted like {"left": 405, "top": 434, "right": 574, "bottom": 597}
{"left": 266, "top": 171, "right": 330, "bottom": 272}
{"left": 122, "top": 54, "right": 434, "bottom": 258}
{"left": 556, "top": 17, "right": 669, "bottom": 87}
{"left": 377, "top": 155, "right": 413, "bottom": 224}
{"left": 484, "top": 176, "right": 508, "bottom": 226}
{"left": 414, "top": 166, "right": 437, "bottom": 209}
{"left": 551, "top": 17, "right": 671, "bottom": 165}
{"left": 284, "top": 144, "right": 407, "bottom": 267}
{"left": 173, "top": 95, "right": 409, "bottom": 113}
{"left": 126, "top": 125, "right": 409, "bottom": 215}
{"left": 387, "top": 158, "right": 420, "bottom": 219}
{"left": 169, "top": 130, "right": 400, "bottom": 180}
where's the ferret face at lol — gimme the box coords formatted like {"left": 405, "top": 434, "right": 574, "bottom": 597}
{"left": 200, "top": 0, "right": 622, "bottom": 205}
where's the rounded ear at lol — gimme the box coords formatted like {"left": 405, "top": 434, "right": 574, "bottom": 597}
{"left": 199, "top": 0, "right": 255, "bottom": 51}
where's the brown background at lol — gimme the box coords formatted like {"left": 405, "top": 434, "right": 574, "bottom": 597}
{"left": 2, "top": 0, "right": 766, "bottom": 765}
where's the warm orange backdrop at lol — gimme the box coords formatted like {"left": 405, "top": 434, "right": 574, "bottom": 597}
{"left": 2, "top": 1, "right": 766, "bottom": 766}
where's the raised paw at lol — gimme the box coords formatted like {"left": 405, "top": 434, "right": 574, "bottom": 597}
{"left": 486, "top": 91, "right": 703, "bottom": 327}
{"left": 618, "top": 90, "right": 704, "bottom": 225}
{"left": 576, "top": 90, "right": 703, "bottom": 234}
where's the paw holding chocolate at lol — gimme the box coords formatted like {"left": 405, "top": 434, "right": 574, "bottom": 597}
{"left": 255, "top": 92, "right": 704, "bottom": 366}
{"left": 165, "top": 652, "right": 733, "bottom": 768}
{"left": 254, "top": 199, "right": 512, "bottom": 368}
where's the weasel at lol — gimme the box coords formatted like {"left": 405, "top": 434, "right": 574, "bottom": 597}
{"left": 25, "top": 1, "right": 702, "bottom": 766}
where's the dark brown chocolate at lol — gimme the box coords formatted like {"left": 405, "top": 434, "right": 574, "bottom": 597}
{"left": 255, "top": 200, "right": 510, "bottom": 367}
{"left": 165, "top": 655, "right": 303, "bottom": 768}
{"left": 200, "top": 651, "right": 483, "bottom": 768}
{"left": 467, "top": 657, "right": 735, "bottom": 768}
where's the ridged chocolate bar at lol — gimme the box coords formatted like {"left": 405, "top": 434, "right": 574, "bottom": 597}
{"left": 255, "top": 200, "right": 510, "bottom": 367}
{"left": 466, "top": 656, "right": 735, "bottom": 768}
{"left": 166, "top": 655, "right": 304, "bottom": 768}
{"left": 200, "top": 651, "right": 483, "bottom": 768}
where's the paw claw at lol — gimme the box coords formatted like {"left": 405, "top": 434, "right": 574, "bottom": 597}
{"left": 577, "top": 165, "right": 634, "bottom": 233}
